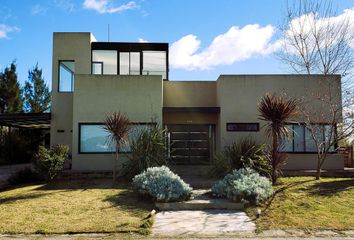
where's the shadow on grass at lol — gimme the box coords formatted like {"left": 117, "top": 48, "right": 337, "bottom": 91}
{"left": 307, "top": 179, "right": 354, "bottom": 196}
{"left": 33, "top": 178, "right": 131, "bottom": 191}
{"left": 0, "top": 192, "right": 49, "bottom": 204}
{"left": 255, "top": 178, "right": 315, "bottom": 218}
{"left": 103, "top": 188, "right": 154, "bottom": 212}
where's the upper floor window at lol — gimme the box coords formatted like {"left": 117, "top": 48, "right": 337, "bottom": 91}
{"left": 120, "top": 52, "right": 140, "bottom": 75}
{"left": 91, "top": 42, "right": 169, "bottom": 80}
{"left": 143, "top": 51, "right": 167, "bottom": 80}
{"left": 92, "top": 50, "right": 117, "bottom": 74}
{"left": 59, "top": 61, "right": 75, "bottom": 92}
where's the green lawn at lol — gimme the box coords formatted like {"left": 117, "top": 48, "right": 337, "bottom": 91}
{"left": 0, "top": 179, "right": 154, "bottom": 234}
{"left": 246, "top": 177, "right": 354, "bottom": 231}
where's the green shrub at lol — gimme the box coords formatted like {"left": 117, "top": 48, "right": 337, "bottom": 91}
{"left": 224, "top": 138, "right": 272, "bottom": 178}
{"left": 132, "top": 166, "right": 192, "bottom": 202}
{"left": 7, "top": 167, "right": 41, "bottom": 185}
{"left": 211, "top": 168, "right": 273, "bottom": 204}
{"left": 125, "top": 124, "right": 169, "bottom": 177}
{"left": 34, "top": 144, "right": 69, "bottom": 181}
{"left": 209, "top": 153, "right": 232, "bottom": 178}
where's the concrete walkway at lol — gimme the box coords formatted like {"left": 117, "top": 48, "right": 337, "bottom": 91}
{"left": 152, "top": 210, "right": 256, "bottom": 236}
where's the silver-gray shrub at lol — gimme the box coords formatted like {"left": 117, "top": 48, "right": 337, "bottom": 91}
{"left": 211, "top": 168, "right": 272, "bottom": 204}
{"left": 132, "top": 166, "right": 192, "bottom": 202}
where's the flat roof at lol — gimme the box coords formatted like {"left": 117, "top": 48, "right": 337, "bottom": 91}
{"left": 0, "top": 113, "right": 51, "bottom": 129}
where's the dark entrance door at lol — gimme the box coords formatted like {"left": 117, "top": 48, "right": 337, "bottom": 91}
{"left": 167, "top": 124, "right": 215, "bottom": 165}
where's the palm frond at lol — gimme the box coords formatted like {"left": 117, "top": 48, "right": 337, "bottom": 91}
{"left": 103, "top": 112, "right": 131, "bottom": 149}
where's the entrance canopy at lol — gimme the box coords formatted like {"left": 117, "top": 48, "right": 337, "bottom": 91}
{"left": 0, "top": 113, "right": 51, "bottom": 129}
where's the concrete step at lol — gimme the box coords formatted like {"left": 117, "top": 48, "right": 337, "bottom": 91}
{"left": 181, "top": 176, "right": 219, "bottom": 189}
{"left": 155, "top": 189, "right": 244, "bottom": 211}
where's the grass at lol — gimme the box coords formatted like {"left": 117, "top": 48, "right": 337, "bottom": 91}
{"left": 0, "top": 179, "right": 154, "bottom": 234}
{"left": 246, "top": 177, "right": 354, "bottom": 231}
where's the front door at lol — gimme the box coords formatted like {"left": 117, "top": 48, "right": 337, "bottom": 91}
{"left": 167, "top": 124, "right": 215, "bottom": 165}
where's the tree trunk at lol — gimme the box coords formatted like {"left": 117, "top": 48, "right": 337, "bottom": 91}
{"left": 113, "top": 151, "right": 118, "bottom": 181}
{"left": 272, "top": 130, "right": 278, "bottom": 184}
{"left": 315, "top": 156, "right": 321, "bottom": 180}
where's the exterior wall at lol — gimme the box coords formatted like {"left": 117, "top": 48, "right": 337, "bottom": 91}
{"left": 72, "top": 74, "right": 163, "bottom": 171}
{"left": 285, "top": 154, "right": 344, "bottom": 170}
{"left": 216, "top": 74, "right": 343, "bottom": 169}
{"left": 50, "top": 32, "right": 96, "bottom": 153}
{"left": 163, "top": 81, "right": 217, "bottom": 107}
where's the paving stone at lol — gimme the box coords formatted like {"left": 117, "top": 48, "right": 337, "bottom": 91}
{"left": 152, "top": 210, "right": 255, "bottom": 236}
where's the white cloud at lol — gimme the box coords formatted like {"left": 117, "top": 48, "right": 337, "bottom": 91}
{"left": 54, "top": 0, "right": 75, "bottom": 12}
{"left": 0, "top": 24, "right": 20, "bottom": 39}
{"left": 83, "top": 0, "right": 138, "bottom": 14}
{"left": 170, "top": 24, "right": 277, "bottom": 70}
{"left": 31, "top": 4, "right": 48, "bottom": 15}
{"left": 138, "top": 38, "right": 147, "bottom": 43}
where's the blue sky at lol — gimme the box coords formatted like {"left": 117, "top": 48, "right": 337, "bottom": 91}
{"left": 0, "top": 0, "right": 353, "bottom": 89}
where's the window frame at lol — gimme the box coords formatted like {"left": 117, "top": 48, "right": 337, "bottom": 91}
{"left": 226, "top": 122, "right": 260, "bottom": 132}
{"left": 281, "top": 123, "right": 338, "bottom": 154}
{"left": 78, "top": 122, "right": 155, "bottom": 154}
{"left": 58, "top": 60, "right": 75, "bottom": 93}
{"left": 92, "top": 61, "right": 104, "bottom": 75}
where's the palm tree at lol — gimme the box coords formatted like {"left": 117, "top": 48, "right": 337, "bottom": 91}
{"left": 103, "top": 112, "right": 130, "bottom": 180}
{"left": 258, "top": 93, "right": 298, "bottom": 184}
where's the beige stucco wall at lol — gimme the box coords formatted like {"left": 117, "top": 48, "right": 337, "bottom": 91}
{"left": 71, "top": 74, "right": 163, "bottom": 171}
{"left": 163, "top": 81, "right": 217, "bottom": 107}
{"left": 50, "top": 32, "right": 95, "bottom": 153}
{"left": 216, "top": 74, "right": 343, "bottom": 170}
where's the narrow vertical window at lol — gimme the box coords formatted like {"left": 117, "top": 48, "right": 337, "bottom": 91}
{"left": 59, "top": 61, "right": 75, "bottom": 92}
{"left": 92, "top": 62, "right": 103, "bottom": 75}
{"left": 119, "top": 52, "right": 129, "bottom": 75}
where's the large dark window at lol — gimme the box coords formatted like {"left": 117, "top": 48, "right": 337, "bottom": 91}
{"left": 282, "top": 124, "right": 336, "bottom": 153}
{"left": 226, "top": 123, "right": 259, "bottom": 132}
{"left": 59, "top": 61, "right": 75, "bottom": 92}
{"left": 91, "top": 42, "right": 169, "bottom": 79}
{"left": 79, "top": 123, "right": 152, "bottom": 154}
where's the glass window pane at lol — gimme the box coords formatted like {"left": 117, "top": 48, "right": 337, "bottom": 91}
{"left": 324, "top": 125, "right": 335, "bottom": 151}
{"left": 120, "top": 124, "right": 153, "bottom": 152}
{"left": 92, "top": 50, "right": 117, "bottom": 74}
{"left": 282, "top": 125, "right": 293, "bottom": 152}
{"left": 143, "top": 51, "right": 167, "bottom": 79}
{"left": 294, "top": 125, "right": 305, "bottom": 152}
{"left": 305, "top": 127, "right": 318, "bottom": 152}
{"left": 130, "top": 52, "right": 140, "bottom": 75}
{"left": 92, "top": 62, "right": 103, "bottom": 75}
{"left": 119, "top": 52, "right": 129, "bottom": 75}
{"left": 59, "top": 61, "right": 75, "bottom": 92}
{"left": 80, "top": 125, "right": 115, "bottom": 153}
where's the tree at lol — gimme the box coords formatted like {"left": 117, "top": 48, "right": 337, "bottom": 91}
{"left": 23, "top": 64, "right": 51, "bottom": 113}
{"left": 103, "top": 112, "right": 130, "bottom": 180}
{"left": 279, "top": 0, "right": 354, "bottom": 179}
{"left": 258, "top": 93, "right": 298, "bottom": 184}
{"left": 0, "top": 61, "right": 23, "bottom": 113}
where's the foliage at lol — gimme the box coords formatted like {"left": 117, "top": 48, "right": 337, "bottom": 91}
{"left": 209, "top": 152, "right": 232, "bottom": 178}
{"left": 103, "top": 112, "right": 130, "bottom": 180}
{"left": 212, "top": 168, "right": 273, "bottom": 204}
{"left": 132, "top": 166, "right": 192, "bottom": 202}
{"left": 7, "top": 167, "right": 41, "bottom": 185}
{"left": 126, "top": 123, "right": 168, "bottom": 177}
{"left": 23, "top": 64, "right": 51, "bottom": 113}
{"left": 258, "top": 93, "right": 298, "bottom": 183}
{"left": 225, "top": 138, "right": 272, "bottom": 178}
{"left": 34, "top": 145, "right": 68, "bottom": 181}
{"left": 0, "top": 61, "right": 22, "bottom": 113}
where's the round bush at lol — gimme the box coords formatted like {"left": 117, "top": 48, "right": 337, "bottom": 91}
{"left": 132, "top": 166, "right": 192, "bottom": 202}
{"left": 211, "top": 168, "right": 272, "bottom": 204}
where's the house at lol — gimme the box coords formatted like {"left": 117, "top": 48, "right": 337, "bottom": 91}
{"left": 50, "top": 32, "right": 344, "bottom": 172}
